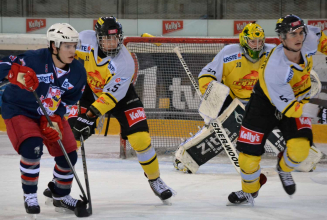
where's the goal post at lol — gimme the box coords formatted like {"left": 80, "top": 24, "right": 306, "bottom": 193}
{"left": 121, "top": 37, "right": 280, "bottom": 158}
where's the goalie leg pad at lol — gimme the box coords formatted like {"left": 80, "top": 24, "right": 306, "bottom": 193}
{"left": 295, "top": 144, "right": 323, "bottom": 172}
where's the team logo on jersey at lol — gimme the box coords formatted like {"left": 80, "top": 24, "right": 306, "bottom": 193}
{"left": 88, "top": 70, "right": 105, "bottom": 93}
{"left": 223, "top": 53, "right": 242, "bottom": 63}
{"left": 108, "top": 61, "right": 116, "bottom": 72}
{"left": 37, "top": 73, "right": 54, "bottom": 84}
{"left": 238, "top": 126, "right": 264, "bottom": 145}
{"left": 296, "top": 117, "right": 312, "bottom": 130}
{"left": 292, "top": 73, "right": 310, "bottom": 93}
{"left": 62, "top": 78, "right": 74, "bottom": 90}
{"left": 38, "top": 86, "right": 62, "bottom": 116}
{"left": 125, "top": 107, "right": 147, "bottom": 127}
{"left": 233, "top": 70, "right": 258, "bottom": 90}
{"left": 80, "top": 44, "right": 91, "bottom": 52}
{"left": 9, "top": 55, "right": 17, "bottom": 62}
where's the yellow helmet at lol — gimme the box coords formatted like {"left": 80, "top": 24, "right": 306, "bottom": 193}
{"left": 239, "top": 22, "right": 265, "bottom": 62}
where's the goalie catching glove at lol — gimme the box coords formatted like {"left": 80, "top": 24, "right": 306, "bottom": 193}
{"left": 72, "top": 114, "right": 96, "bottom": 141}
{"left": 8, "top": 63, "right": 39, "bottom": 91}
{"left": 40, "top": 115, "right": 63, "bottom": 142}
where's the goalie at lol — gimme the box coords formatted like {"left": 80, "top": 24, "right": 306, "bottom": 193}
{"left": 174, "top": 22, "right": 323, "bottom": 174}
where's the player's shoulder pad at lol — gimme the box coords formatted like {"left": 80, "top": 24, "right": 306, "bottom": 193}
{"left": 69, "top": 59, "right": 87, "bottom": 81}
{"left": 264, "top": 45, "right": 291, "bottom": 84}
{"left": 19, "top": 48, "right": 48, "bottom": 66}
{"left": 78, "top": 30, "right": 97, "bottom": 52}
{"left": 221, "top": 44, "right": 243, "bottom": 63}
{"left": 302, "top": 25, "right": 320, "bottom": 57}
{"left": 113, "top": 45, "right": 135, "bottom": 71}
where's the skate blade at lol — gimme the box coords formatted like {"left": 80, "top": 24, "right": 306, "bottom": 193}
{"left": 161, "top": 198, "right": 172, "bottom": 206}
{"left": 25, "top": 214, "right": 38, "bottom": 220}
{"left": 55, "top": 207, "right": 74, "bottom": 214}
{"left": 44, "top": 197, "right": 53, "bottom": 206}
{"left": 226, "top": 200, "right": 248, "bottom": 206}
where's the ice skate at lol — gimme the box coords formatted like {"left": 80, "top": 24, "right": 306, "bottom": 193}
{"left": 227, "top": 173, "right": 267, "bottom": 206}
{"left": 43, "top": 182, "right": 53, "bottom": 206}
{"left": 24, "top": 193, "right": 40, "bottom": 219}
{"left": 277, "top": 152, "right": 296, "bottom": 196}
{"left": 148, "top": 177, "right": 175, "bottom": 205}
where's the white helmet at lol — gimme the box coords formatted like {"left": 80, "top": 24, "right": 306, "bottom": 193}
{"left": 47, "top": 23, "right": 79, "bottom": 48}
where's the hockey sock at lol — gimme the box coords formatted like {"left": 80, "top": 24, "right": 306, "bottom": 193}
{"left": 53, "top": 151, "right": 77, "bottom": 196}
{"left": 239, "top": 153, "right": 262, "bottom": 193}
{"left": 19, "top": 137, "right": 44, "bottom": 194}
{"left": 128, "top": 132, "right": 160, "bottom": 180}
{"left": 279, "top": 138, "right": 310, "bottom": 172}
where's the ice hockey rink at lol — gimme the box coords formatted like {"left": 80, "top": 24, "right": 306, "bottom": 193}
{"left": 1, "top": 132, "right": 327, "bottom": 220}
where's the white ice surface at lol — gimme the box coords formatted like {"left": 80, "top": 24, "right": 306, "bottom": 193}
{"left": 0, "top": 132, "right": 327, "bottom": 219}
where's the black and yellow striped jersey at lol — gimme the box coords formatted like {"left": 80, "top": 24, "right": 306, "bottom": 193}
{"left": 198, "top": 43, "right": 275, "bottom": 104}
{"left": 75, "top": 30, "right": 134, "bottom": 115}
{"left": 258, "top": 25, "right": 327, "bottom": 118}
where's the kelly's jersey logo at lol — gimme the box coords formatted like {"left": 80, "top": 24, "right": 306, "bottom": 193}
{"left": 232, "top": 70, "right": 258, "bottom": 90}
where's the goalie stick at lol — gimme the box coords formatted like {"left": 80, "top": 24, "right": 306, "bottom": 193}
{"left": 173, "top": 47, "right": 240, "bottom": 174}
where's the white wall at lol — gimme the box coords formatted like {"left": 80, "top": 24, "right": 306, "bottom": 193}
{"left": 1, "top": 17, "right": 326, "bottom": 37}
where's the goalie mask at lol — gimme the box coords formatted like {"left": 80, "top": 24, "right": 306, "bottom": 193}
{"left": 239, "top": 22, "right": 265, "bottom": 63}
{"left": 95, "top": 16, "right": 123, "bottom": 57}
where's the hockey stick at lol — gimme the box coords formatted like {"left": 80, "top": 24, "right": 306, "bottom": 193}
{"left": 79, "top": 136, "right": 92, "bottom": 214}
{"left": 104, "top": 113, "right": 110, "bottom": 136}
{"left": 32, "top": 91, "right": 91, "bottom": 217}
{"left": 173, "top": 47, "right": 240, "bottom": 173}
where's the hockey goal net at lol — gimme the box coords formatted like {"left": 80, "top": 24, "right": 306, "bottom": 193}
{"left": 121, "top": 37, "right": 280, "bottom": 158}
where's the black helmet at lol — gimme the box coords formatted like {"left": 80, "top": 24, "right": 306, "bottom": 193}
{"left": 275, "top": 14, "right": 307, "bottom": 38}
{"left": 95, "top": 16, "right": 123, "bottom": 57}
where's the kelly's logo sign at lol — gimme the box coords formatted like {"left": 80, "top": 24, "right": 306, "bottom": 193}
{"left": 234, "top": 20, "right": 253, "bottom": 35}
{"left": 308, "top": 20, "right": 327, "bottom": 31}
{"left": 163, "top": 20, "right": 183, "bottom": 35}
{"left": 26, "top": 19, "right": 46, "bottom": 32}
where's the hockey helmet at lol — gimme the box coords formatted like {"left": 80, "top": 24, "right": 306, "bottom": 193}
{"left": 275, "top": 14, "right": 307, "bottom": 39}
{"left": 47, "top": 23, "right": 79, "bottom": 48}
{"left": 95, "top": 16, "right": 123, "bottom": 57}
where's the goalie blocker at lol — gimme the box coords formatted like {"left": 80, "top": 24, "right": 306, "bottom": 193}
{"left": 174, "top": 98, "right": 323, "bottom": 173}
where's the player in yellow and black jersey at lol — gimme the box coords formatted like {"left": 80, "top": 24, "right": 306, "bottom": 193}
{"left": 71, "top": 16, "right": 175, "bottom": 203}
{"left": 228, "top": 14, "right": 327, "bottom": 205}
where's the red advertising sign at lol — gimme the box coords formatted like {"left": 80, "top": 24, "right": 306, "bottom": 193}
{"left": 162, "top": 20, "right": 183, "bottom": 35}
{"left": 308, "top": 20, "right": 327, "bottom": 31}
{"left": 26, "top": 19, "right": 46, "bottom": 32}
{"left": 234, "top": 20, "right": 253, "bottom": 35}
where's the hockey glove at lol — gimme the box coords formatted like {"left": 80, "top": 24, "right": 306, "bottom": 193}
{"left": 8, "top": 63, "right": 39, "bottom": 91}
{"left": 318, "top": 107, "right": 327, "bottom": 124}
{"left": 72, "top": 114, "right": 96, "bottom": 141}
{"left": 40, "top": 115, "right": 63, "bottom": 142}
